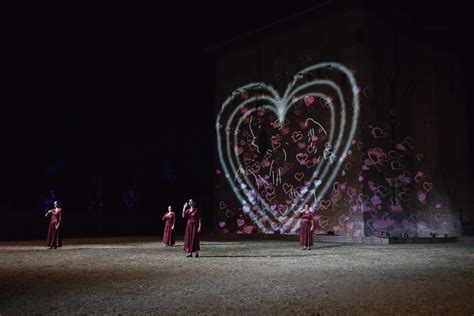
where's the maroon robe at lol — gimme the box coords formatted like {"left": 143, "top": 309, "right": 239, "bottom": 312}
{"left": 46, "top": 208, "right": 62, "bottom": 248}
{"left": 298, "top": 210, "right": 314, "bottom": 247}
{"left": 162, "top": 212, "right": 175, "bottom": 246}
{"left": 183, "top": 208, "right": 200, "bottom": 253}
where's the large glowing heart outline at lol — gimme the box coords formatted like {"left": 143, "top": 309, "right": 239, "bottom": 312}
{"left": 217, "top": 63, "right": 358, "bottom": 233}
{"left": 216, "top": 62, "right": 360, "bottom": 233}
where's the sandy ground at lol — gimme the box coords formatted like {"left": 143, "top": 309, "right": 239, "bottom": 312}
{"left": 0, "top": 237, "right": 473, "bottom": 315}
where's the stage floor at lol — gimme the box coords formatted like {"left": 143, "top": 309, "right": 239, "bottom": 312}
{"left": 0, "top": 237, "right": 473, "bottom": 314}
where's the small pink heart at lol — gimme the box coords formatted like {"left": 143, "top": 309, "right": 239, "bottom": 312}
{"left": 219, "top": 221, "right": 226, "bottom": 228}
{"left": 388, "top": 150, "right": 402, "bottom": 160}
{"left": 306, "top": 159, "right": 316, "bottom": 169}
{"left": 319, "top": 200, "right": 331, "bottom": 210}
{"left": 415, "top": 171, "right": 425, "bottom": 183}
{"left": 291, "top": 131, "right": 303, "bottom": 143}
{"left": 423, "top": 182, "right": 433, "bottom": 192}
{"left": 399, "top": 192, "right": 411, "bottom": 202}
{"left": 243, "top": 225, "right": 254, "bottom": 234}
{"left": 304, "top": 95, "right": 315, "bottom": 106}
{"left": 294, "top": 173, "right": 304, "bottom": 182}
{"left": 395, "top": 143, "right": 406, "bottom": 151}
{"left": 347, "top": 187, "right": 356, "bottom": 199}
{"left": 266, "top": 192, "right": 276, "bottom": 202}
{"left": 371, "top": 127, "right": 388, "bottom": 138}
{"left": 282, "top": 183, "right": 293, "bottom": 194}
{"left": 391, "top": 160, "right": 405, "bottom": 171}
{"left": 296, "top": 153, "right": 308, "bottom": 165}
{"left": 417, "top": 191, "right": 426, "bottom": 203}
{"left": 307, "top": 144, "right": 316, "bottom": 154}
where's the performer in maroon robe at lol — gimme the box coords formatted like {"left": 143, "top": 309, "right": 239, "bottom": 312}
{"left": 182, "top": 199, "right": 201, "bottom": 257}
{"left": 297, "top": 204, "right": 314, "bottom": 250}
{"left": 45, "top": 201, "right": 62, "bottom": 249}
{"left": 162, "top": 206, "right": 175, "bottom": 246}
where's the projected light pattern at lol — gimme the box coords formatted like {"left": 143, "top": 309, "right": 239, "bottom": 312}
{"left": 216, "top": 59, "right": 460, "bottom": 237}
{"left": 216, "top": 62, "right": 360, "bottom": 234}
{"left": 217, "top": 113, "right": 458, "bottom": 237}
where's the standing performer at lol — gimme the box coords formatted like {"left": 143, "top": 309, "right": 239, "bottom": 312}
{"left": 182, "top": 199, "right": 201, "bottom": 257}
{"left": 297, "top": 204, "right": 314, "bottom": 250}
{"left": 45, "top": 200, "right": 62, "bottom": 249}
{"left": 162, "top": 206, "right": 175, "bottom": 246}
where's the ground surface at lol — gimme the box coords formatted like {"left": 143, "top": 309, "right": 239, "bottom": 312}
{"left": 0, "top": 237, "right": 473, "bottom": 315}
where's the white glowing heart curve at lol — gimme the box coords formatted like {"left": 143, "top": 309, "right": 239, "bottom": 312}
{"left": 216, "top": 62, "right": 360, "bottom": 234}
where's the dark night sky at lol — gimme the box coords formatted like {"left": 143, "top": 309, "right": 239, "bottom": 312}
{"left": 0, "top": 0, "right": 472, "bottom": 225}
{"left": 0, "top": 1, "right": 351, "bottom": 214}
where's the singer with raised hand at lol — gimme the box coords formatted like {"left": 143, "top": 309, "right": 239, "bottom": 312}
{"left": 182, "top": 199, "right": 201, "bottom": 257}
{"left": 44, "top": 200, "right": 62, "bottom": 249}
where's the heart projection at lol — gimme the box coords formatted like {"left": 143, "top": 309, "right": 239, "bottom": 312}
{"left": 216, "top": 63, "right": 360, "bottom": 234}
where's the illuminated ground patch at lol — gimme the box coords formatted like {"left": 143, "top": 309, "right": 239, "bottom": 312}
{"left": 0, "top": 237, "right": 472, "bottom": 314}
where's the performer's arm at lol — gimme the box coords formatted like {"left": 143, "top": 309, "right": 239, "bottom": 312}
{"left": 198, "top": 218, "right": 201, "bottom": 233}
{"left": 162, "top": 213, "right": 166, "bottom": 221}
{"left": 44, "top": 209, "right": 52, "bottom": 218}
{"left": 172, "top": 214, "right": 175, "bottom": 230}
{"left": 310, "top": 215, "right": 314, "bottom": 231}
{"left": 182, "top": 202, "right": 188, "bottom": 218}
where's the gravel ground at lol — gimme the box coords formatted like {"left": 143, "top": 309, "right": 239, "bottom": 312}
{"left": 0, "top": 237, "right": 473, "bottom": 315}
